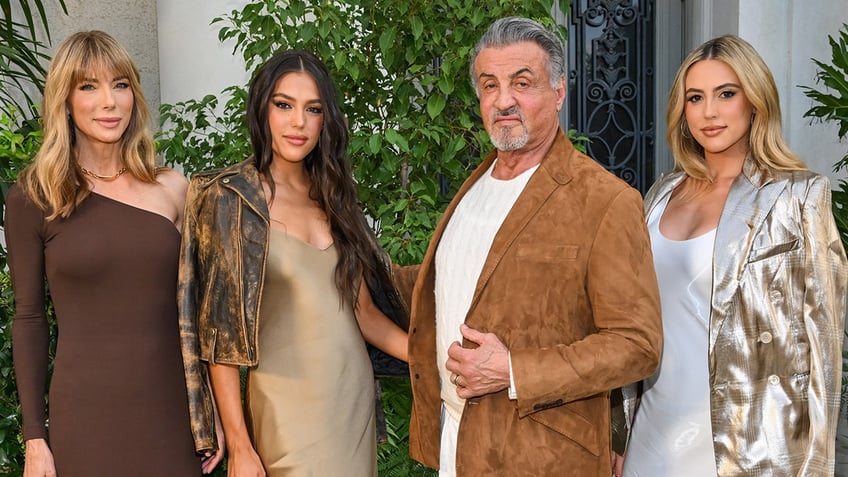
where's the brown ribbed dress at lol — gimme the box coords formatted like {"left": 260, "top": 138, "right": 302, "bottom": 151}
{"left": 5, "top": 186, "right": 200, "bottom": 477}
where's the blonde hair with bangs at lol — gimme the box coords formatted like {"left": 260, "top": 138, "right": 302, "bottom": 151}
{"left": 18, "top": 30, "right": 158, "bottom": 220}
{"left": 666, "top": 35, "right": 806, "bottom": 181}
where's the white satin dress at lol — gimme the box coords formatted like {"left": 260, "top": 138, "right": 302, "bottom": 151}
{"left": 623, "top": 194, "right": 719, "bottom": 477}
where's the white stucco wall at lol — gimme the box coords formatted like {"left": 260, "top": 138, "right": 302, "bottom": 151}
{"left": 156, "top": 0, "right": 249, "bottom": 106}
{"left": 739, "top": 1, "right": 847, "bottom": 182}
{"left": 708, "top": 0, "right": 848, "bottom": 182}
{"left": 18, "top": 0, "right": 161, "bottom": 125}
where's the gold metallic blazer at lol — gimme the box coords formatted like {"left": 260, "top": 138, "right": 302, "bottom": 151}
{"left": 631, "top": 160, "right": 848, "bottom": 476}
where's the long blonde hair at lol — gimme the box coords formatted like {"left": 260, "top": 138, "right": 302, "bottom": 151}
{"left": 18, "top": 30, "right": 157, "bottom": 220}
{"left": 666, "top": 35, "right": 806, "bottom": 181}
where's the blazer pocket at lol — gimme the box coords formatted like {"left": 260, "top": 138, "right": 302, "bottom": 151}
{"left": 748, "top": 239, "right": 799, "bottom": 263}
{"left": 528, "top": 405, "right": 600, "bottom": 456}
{"left": 748, "top": 239, "right": 801, "bottom": 263}
{"left": 515, "top": 244, "right": 579, "bottom": 261}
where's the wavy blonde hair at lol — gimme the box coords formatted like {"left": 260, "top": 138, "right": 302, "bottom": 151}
{"left": 18, "top": 30, "right": 157, "bottom": 220}
{"left": 666, "top": 35, "right": 806, "bottom": 181}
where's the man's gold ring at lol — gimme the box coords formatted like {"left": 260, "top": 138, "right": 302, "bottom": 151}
{"left": 453, "top": 374, "right": 461, "bottom": 386}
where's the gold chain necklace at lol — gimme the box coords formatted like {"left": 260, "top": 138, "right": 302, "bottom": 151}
{"left": 79, "top": 165, "right": 127, "bottom": 181}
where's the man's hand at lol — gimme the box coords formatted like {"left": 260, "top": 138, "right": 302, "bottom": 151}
{"left": 445, "top": 324, "right": 510, "bottom": 399}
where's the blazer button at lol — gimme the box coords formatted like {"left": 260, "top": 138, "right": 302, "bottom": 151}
{"left": 759, "top": 332, "right": 773, "bottom": 343}
{"left": 768, "top": 375, "right": 780, "bottom": 385}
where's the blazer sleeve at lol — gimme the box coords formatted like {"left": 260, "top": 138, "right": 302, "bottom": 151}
{"left": 177, "top": 177, "right": 217, "bottom": 454}
{"left": 5, "top": 185, "right": 50, "bottom": 441}
{"left": 391, "top": 263, "right": 420, "bottom": 313}
{"left": 799, "top": 176, "right": 847, "bottom": 473}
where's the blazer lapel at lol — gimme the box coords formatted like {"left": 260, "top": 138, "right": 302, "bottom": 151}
{"left": 709, "top": 160, "right": 786, "bottom": 352}
{"left": 465, "top": 131, "right": 573, "bottom": 318}
{"left": 223, "top": 161, "right": 270, "bottom": 222}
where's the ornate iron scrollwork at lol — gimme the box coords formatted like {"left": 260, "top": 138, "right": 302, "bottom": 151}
{"left": 568, "top": 0, "right": 655, "bottom": 193}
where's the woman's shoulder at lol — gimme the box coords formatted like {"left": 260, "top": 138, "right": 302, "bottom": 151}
{"left": 769, "top": 168, "right": 831, "bottom": 193}
{"left": 644, "top": 170, "right": 685, "bottom": 208}
{"left": 6, "top": 181, "right": 41, "bottom": 212}
{"left": 156, "top": 168, "right": 189, "bottom": 192}
{"left": 152, "top": 168, "right": 188, "bottom": 209}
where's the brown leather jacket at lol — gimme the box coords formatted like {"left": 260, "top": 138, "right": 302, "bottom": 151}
{"left": 177, "top": 159, "right": 408, "bottom": 454}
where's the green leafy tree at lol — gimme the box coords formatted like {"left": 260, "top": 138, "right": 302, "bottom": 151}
{"left": 0, "top": 0, "right": 67, "bottom": 122}
{"left": 158, "top": 0, "right": 571, "bottom": 265}
{"left": 799, "top": 22, "right": 848, "bottom": 476}
{"left": 800, "top": 23, "right": 848, "bottom": 251}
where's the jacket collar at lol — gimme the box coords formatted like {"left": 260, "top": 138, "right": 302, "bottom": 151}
{"left": 644, "top": 157, "right": 775, "bottom": 219}
{"left": 199, "top": 159, "right": 270, "bottom": 221}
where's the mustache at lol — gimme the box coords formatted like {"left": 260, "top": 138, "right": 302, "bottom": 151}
{"left": 494, "top": 107, "right": 522, "bottom": 119}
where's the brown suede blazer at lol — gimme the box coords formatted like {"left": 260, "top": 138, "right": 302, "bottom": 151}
{"left": 406, "top": 130, "right": 663, "bottom": 476}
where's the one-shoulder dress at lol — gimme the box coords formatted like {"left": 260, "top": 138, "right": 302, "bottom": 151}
{"left": 5, "top": 186, "right": 200, "bottom": 476}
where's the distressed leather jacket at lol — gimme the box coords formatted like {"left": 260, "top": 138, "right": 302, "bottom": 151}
{"left": 177, "top": 159, "right": 408, "bottom": 454}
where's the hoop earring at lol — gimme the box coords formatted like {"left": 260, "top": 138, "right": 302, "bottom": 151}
{"left": 681, "top": 121, "right": 692, "bottom": 139}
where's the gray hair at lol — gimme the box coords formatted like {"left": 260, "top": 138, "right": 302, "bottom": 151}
{"left": 469, "top": 16, "right": 566, "bottom": 93}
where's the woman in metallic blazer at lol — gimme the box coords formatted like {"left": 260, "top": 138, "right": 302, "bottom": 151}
{"left": 620, "top": 35, "right": 848, "bottom": 477}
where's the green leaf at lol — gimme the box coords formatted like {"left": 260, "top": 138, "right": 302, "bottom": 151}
{"left": 384, "top": 128, "right": 410, "bottom": 152}
{"left": 426, "top": 94, "right": 446, "bottom": 119}
{"left": 411, "top": 16, "right": 424, "bottom": 41}
{"left": 379, "top": 28, "right": 397, "bottom": 62}
{"left": 437, "top": 74, "right": 454, "bottom": 95}
{"left": 368, "top": 134, "right": 382, "bottom": 154}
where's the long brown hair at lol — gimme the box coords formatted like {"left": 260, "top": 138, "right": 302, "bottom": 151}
{"left": 246, "top": 49, "right": 386, "bottom": 308}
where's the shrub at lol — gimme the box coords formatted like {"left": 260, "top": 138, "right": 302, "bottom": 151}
{"left": 799, "top": 22, "right": 848, "bottom": 476}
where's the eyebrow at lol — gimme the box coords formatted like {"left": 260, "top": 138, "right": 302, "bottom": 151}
{"left": 271, "top": 92, "right": 322, "bottom": 104}
{"left": 79, "top": 75, "right": 129, "bottom": 83}
{"left": 685, "top": 82, "right": 741, "bottom": 94}
{"left": 478, "top": 67, "right": 535, "bottom": 83}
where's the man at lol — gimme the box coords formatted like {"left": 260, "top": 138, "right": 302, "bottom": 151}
{"left": 403, "top": 17, "right": 663, "bottom": 476}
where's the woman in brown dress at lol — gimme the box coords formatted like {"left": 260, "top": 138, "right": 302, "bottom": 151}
{"left": 5, "top": 31, "right": 223, "bottom": 476}
{"left": 178, "top": 49, "right": 409, "bottom": 477}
